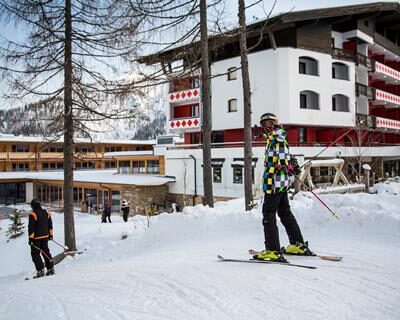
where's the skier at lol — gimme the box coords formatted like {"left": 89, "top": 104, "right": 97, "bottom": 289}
{"left": 253, "top": 113, "right": 313, "bottom": 262}
{"left": 28, "top": 199, "right": 55, "bottom": 278}
{"left": 121, "top": 200, "right": 130, "bottom": 222}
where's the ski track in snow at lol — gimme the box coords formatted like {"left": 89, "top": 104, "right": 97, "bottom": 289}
{"left": 1, "top": 190, "right": 400, "bottom": 320}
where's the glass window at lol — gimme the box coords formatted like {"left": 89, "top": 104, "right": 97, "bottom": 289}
{"left": 105, "top": 161, "right": 117, "bottom": 168}
{"left": 227, "top": 67, "right": 237, "bottom": 80}
{"left": 332, "top": 94, "right": 349, "bottom": 112}
{"left": 12, "top": 144, "right": 29, "bottom": 152}
{"left": 119, "top": 161, "right": 130, "bottom": 174}
{"left": 299, "top": 128, "right": 307, "bottom": 143}
{"left": 12, "top": 163, "right": 29, "bottom": 171}
{"left": 233, "top": 167, "right": 243, "bottom": 184}
{"left": 190, "top": 104, "right": 199, "bottom": 117}
{"left": 213, "top": 167, "right": 222, "bottom": 183}
{"left": 212, "top": 131, "right": 224, "bottom": 143}
{"left": 133, "top": 160, "right": 146, "bottom": 174}
{"left": 298, "top": 57, "right": 319, "bottom": 76}
{"left": 332, "top": 62, "right": 349, "bottom": 80}
{"left": 299, "top": 91, "right": 319, "bottom": 110}
{"left": 146, "top": 160, "right": 160, "bottom": 174}
{"left": 228, "top": 99, "right": 238, "bottom": 112}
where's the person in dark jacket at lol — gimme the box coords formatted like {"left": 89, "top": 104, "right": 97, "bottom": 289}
{"left": 121, "top": 200, "right": 130, "bottom": 222}
{"left": 253, "top": 113, "right": 313, "bottom": 262}
{"left": 28, "top": 199, "right": 54, "bottom": 278}
{"left": 102, "top": 205, "right": 111, "bottom": 223}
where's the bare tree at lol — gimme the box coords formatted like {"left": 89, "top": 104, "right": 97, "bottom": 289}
{"left": 238, "top": 0, "right": 253, "bottom": 211}
{"left": 0, "top": 1, "right": 144, "bottom": 250}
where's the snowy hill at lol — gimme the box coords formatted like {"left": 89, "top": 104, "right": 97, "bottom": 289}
{"left": 0, "top": 183, "right": 400, "bottom": 320}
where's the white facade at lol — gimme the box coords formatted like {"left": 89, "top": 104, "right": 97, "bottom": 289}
{"left": 210, "top": 47, "right": 355, "bottom": 130}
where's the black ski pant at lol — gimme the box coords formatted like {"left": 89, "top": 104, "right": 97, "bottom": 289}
{"left": 122, "top": 213, "right": 128, "bottom": 222}
{"left": 30, "top": 238, "right": 53, "bottom": 271}
{"left": 262, "top": 192, "right": 304, "bottom": 252}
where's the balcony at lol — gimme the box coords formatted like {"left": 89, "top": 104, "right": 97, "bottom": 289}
{"left": 331, "top": 48, "right": 371, "bottom": 68}
{"left": 40, "top": 152, "right": 64, "bottom": 160}
{"left": 168, "top": 117, "right": 201, "bottom": 131}
{"left": 169, "top": 88, "right": 200, "bottom": 105}
{"left": 375, "top": 116, "right": 400, "bottom": 131}
{"left": 371, "top": 60, "right": 400, "bottom": 83}
{"left": 8, "top": 152, "right": 36, "bottom": 160}
{"left": 374, "top": 88, "right": 400, "bottom": 107}
{"left": 0, "top": 152, "right": 7, "bottom": 160}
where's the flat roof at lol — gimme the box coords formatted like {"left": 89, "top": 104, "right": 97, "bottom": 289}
{"left": 0, "top": 134, "right": 155, "bottom": 145}
{"left": 0, "top": 170, "right": 175, "bottom": 186}
{"left": 104, "top": 151, "right": 154, "bottom": 158}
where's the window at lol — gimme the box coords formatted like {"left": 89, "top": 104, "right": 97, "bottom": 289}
{"left": 42, "top": 163, "right": 63, "bottom": 171}
{"left": 300, "top": 91, "right": 319, "bottom": 110}
{"left": 105, "top": 146, "right": 122, "bottom": 153}
{"left": 119, "top": 161, "right": 130, "bottom": 174}
{"left": 12, "top": 162, "right": 29, "bottom": 171}
{"left": 190, "top": 104, "right": 199, "bottom": 117}
{"left": 75, "top": 162, "right": 94, "bottom": 170}
{"left": 76, "top": 146, "right": 95, "bottom": 153}
{"left": 12, "top": 144, "right": 29, "bottom": 152}
{"left": 228, "top": 99, "right": 237, "bottom": 112}
{"left": 212, "top": 131, "right": 224, "bottom": 143}
{"left": 132, "top": 160, "right": 146, "bottom": 174}
{"left": 213, "top": 167, "right": 222, "bottom": 183}
{"left": 233, "top": 167, "right": 243, "bottom": 184}
{"left": 190, "top": 133, "right": 200, "bottom": 144}
{"left": 332, "top": 62, "right": 349, "bottom": 80}
{"left": 320, "top": 167, "right": 330, "bottom": 176}
{"left": 298, "top": 57, "right": 319, "bottom": 76}
{"left": 105, "top": 161, "right": 117, "bottom": 168}
{"left": 227, "top": 67, "right": 237, "bottom": 80}
{"left": 146, "top": 160, "right": 160, "bottom": 174}
{"left": 299, "top": 128, "right": 307, "bottom": 143}
{"left": 332, "top": 94, "right": 349, "bottom": 112}
{"left": 42, "top": 145, "right": 63, "bottom": 152}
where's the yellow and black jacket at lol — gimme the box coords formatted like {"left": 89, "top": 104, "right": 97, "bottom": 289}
{"left": 28, "top": 207, "right": 53, "bottom": 240}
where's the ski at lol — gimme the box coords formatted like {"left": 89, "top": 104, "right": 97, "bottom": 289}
{"left": 217, "top": 255, "right": 317, "bottom": 269}
{"left": 25, "top": 274, "right": 55, "bottom": 281}
{"left": 249, "top": 249, "right": 343, "bottom": 262}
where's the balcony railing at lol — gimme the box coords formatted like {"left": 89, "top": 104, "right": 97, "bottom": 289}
{"left": 374, "top": 89, "right": 400, "bottom": 106}
{"left": 373, "top": 61, "right": 400, "bottom": 82}
{"left": 375, "top": 116, "right": 400, "bottom": 131}
{"left": 168, "top": 117, "right": 201, "bottom": 130}
{"left": 331, "top": 48, "right": 371, "bottom": 68}
{"left": 169, "top": 88, "right": 200, "bottom": 104}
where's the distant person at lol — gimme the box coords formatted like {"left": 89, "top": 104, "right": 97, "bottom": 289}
{"left": 28, "top": 199, "right": 55, "bottom": 278}
{"left": 102, "top": 205, "right": 111, "bottom": 223}
{"left": 121, "top": 200, "right": 130, "bottom": 222}
{"left": 253, "top": 113, "right": 313, "bottom": 262}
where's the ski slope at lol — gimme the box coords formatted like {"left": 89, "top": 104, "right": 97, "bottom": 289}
{"left": 0, "top": 182, "right": 400, "bottom": 320}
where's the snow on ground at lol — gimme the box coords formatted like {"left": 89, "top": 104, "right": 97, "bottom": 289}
{"left": 0, "top": 181, "right": 400, "bottom": 320}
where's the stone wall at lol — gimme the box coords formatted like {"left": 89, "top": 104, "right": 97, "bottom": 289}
{"left": 120, "top": 185, "right": 169, "bottom": 215}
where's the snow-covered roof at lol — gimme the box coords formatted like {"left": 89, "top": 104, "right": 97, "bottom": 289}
{"left": 0, "top": 170, "right": 175, "bottom": 186}
{"left": 0, "top": 133, "right": 155, "bottom": 145}
{"left": 104, "top": 151, "right": 154, "bottom": 158}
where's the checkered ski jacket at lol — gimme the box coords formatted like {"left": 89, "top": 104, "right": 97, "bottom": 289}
{"left": 262, "top": 126, "right": 294, "bottom": 194}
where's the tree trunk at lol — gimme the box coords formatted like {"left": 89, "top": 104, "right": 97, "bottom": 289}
{"left": 63, "top": 0, "right": 76, "bottom": 251}
{"left": 238, "top": 0, "right": 253, "bottom": 210}
{"left": 199, "top": 0, "right": 213, "bottom": 207}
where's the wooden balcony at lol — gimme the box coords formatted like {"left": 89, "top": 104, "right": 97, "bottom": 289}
{"left": 8, "top": 152, "right": 36, "bottom": 160}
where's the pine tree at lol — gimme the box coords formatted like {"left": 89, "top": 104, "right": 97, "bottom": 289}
{"left": 6, "top": 211, "right": 25, "bottom": 239}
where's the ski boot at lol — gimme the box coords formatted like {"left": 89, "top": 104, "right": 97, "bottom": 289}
{"left": 282, "top": 241, "right": 315, "bottom": 256}
{"left": 253, "top": 250, "right": 288, "bottom": 263}
{"left": 33, "top": 269, "right": 45, "bottom": 279}
{"left": 46, "top": 268, "right": 55, "bottom": 276}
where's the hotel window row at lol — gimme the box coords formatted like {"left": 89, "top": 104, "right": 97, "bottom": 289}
{"left": 300, "top": 91, "right": 349, "bottom": 112}
{"left": 299, "top": 57, "right": 349, "bottom": 80}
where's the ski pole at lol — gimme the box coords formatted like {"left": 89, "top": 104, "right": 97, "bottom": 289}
{"left": 294, "top": 176, "right": 340, "bottom": 220}
{"left": 300, "top": 128, "right": 353, "bottom": 169}
{"left": 51, "top": 238, "right": 69, "bottom": 251}
{"left": 29, "top": 242, "right": 53, "bottom": 262}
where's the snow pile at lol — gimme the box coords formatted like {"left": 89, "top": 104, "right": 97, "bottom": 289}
{"left": 0, "top": 188, "right": 400, "bottom": 320}
{"left": 372, "top": 177, "right": 400, "bottom": 195}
